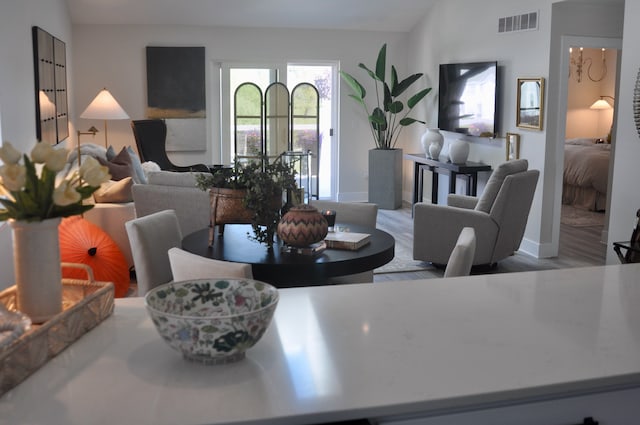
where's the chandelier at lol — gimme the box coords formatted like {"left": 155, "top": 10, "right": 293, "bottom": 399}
{"left": 569, "top": 47, "right": 607, "bottom": 83}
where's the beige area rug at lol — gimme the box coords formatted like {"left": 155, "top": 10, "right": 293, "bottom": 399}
{"left": 374, "top": 241, "right": 431, "bottom": 274}
{"left": 561, "top": 205, "right": 605, "bottom": 227}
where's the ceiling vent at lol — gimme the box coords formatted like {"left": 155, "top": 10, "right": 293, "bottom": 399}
{"left": 498, "top": 11, "right": 538, "bottom": 34}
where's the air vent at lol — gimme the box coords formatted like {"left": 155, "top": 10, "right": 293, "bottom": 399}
{"left": 498, "top": 11, "right": 538, "bottom": 33}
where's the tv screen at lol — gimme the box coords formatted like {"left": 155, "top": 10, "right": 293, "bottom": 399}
{"left": 438, "top": 61, "right": 498, "bottom": 137}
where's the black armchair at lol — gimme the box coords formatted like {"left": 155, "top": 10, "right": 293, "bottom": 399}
{"left": 130, "top": 119, "right": 209, "bottom": 172}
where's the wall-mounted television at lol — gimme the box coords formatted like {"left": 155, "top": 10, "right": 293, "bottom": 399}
{"left": 438, "top": 61, "right": 498, "bottom": 137}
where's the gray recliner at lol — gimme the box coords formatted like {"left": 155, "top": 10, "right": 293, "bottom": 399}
{"left": 413, "top": 159, "right": 539, "bottom": 267}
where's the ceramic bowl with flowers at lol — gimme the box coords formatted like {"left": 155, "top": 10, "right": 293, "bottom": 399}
{"left": 0, "top": 141, "right": 111, "bottom": 222}
{"left": 144, "top": 278, "right": 279, "bottom": 365}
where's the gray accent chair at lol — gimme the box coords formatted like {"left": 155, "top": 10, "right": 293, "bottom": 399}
{"left": 413, "top": 159, "right": 539, "bottom": 267}
{"left": 310, "top": 200, "right": 378, "bottom": 283}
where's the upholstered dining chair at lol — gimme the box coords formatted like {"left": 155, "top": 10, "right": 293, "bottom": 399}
{"left": 413, "top": 159, "right": 539, "bottom": 267}
{"left": 125, "top": 209, "right": 183, "bottom": 295}
{"left": 443, "top": 227, "right": 476, "bottom": 278}
{"left": 130, "top": 119, "right": 209, "bottom": 172}
{"left": 168, "top": 247, "right": 253, "bottom": 281}
{"left": 310, "top": 200, "right": 379, "bottom": 283}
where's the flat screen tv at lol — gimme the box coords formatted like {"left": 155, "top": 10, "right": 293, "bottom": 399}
{"left": 438, "top": 61, "right": 498, "bottom": 137}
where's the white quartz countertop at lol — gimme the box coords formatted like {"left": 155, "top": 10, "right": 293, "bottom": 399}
{"left": 2, "top": 264, "right": 640, "bottom": 425}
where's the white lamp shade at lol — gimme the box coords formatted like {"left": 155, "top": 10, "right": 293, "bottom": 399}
{"left": 590, "top": 99, "right": 613, "bottom": 110}
{"left": 80, "top": 89, "right": 129, "bottom": 120}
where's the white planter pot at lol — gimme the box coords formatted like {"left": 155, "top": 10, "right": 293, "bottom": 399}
{"left": 9, "top": 217, "right": 63, "bottom": 323}
{"left": 420, "top": 129, "right": 444, "bottom": 159}
{"left": 449, "top": 139, "right": 470, "bottom": 164}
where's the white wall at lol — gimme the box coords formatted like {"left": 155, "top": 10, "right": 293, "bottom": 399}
{"left": 407, "top": 0, "right": 625, "bottom": 260}
{"left": 607, "top": 0, "right": 640, "bottom": 263}
{"left": 0, "top": 0, "right": 73, "bottom": 289}
{"left": 407, "top": 0, "right": 555, "bottom": 257}
{"left": 71, "top": 25, "right": 411, "bottom": 202}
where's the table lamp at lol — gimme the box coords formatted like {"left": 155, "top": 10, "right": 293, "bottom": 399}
{"left": 80, "top": 88, "right": 129, "bottom": 147}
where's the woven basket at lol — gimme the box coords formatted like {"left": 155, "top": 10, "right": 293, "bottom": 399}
{"left": 209, "top": 187, "right": 253, "bottom": 226}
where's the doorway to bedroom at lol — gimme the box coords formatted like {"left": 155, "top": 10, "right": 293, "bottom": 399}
{"left": 560, "top": 41, "right": 620, "bottom": 264}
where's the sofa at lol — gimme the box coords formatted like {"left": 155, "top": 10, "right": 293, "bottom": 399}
{"left": 131, "top": 171, "right": 210, "bottom": 237}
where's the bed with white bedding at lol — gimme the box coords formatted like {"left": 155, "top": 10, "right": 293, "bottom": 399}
{"left": 563, "top": 138, "right": 611, "bottom": 211}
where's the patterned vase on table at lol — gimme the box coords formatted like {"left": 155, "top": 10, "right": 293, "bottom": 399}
{"left": 277, "top": 205, "right": 328, "bottom": 247}
{"left": 9, "top": 217, "right": 63, "bottom": 324}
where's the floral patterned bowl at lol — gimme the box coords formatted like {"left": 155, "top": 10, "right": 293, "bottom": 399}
{"left": 144, "top": 278, "right": 279, "bottom": 365}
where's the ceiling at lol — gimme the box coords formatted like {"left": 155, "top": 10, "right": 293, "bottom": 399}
{"left": 65, "top": 0, "right": 437, "bottom": 32}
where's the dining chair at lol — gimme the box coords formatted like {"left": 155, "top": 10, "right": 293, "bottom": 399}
{"left": 443, "top": 227, "right": 477, "bottom": 278}
{"left": 310, "top": 200, "right": 378, "bottom": 283}
{"left": 125, "top": 209, "right": 182, "bottom": 295}
{"left": 168, "top": 247, "right": 253, "bottom": 281}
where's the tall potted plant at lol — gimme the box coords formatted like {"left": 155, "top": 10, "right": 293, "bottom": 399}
{"left": 340, "top": 43, "right": 431, "bottom": 209}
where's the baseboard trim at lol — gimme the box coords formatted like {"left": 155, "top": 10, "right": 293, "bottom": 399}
{"left": 336, "top": 192, "right": 368, "bottom": 203}
{"left": 519, "top": 237, "right": 558, "bottom": 259}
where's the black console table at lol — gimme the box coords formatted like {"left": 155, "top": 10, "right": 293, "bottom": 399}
{"left": 404, "top": 153, "right": 492, "bottom": 206}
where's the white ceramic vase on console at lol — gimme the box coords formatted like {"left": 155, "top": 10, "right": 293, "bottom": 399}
{"left": 449, "top": 139, "right": 470, "bottom": 164}
{"left": 420, "top": 129, "right": 444, "bottom": 161}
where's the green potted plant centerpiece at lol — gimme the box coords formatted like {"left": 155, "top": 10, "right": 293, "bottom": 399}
{"left": 340, "top": 43, "right": 431, "bottom": 209}
{"left": 195, "top": 154, "right": 298, "bottom": 248}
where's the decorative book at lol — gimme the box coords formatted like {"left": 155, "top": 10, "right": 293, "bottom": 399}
{"left": 324, "top": 232, "right": 371, "bottom": 250}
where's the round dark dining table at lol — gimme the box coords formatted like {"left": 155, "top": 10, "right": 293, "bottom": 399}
{"left": 181, "top": 223, "right": 395, "bottom": 288}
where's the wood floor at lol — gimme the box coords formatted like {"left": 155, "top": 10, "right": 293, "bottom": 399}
{"left": 373, "top": 203, "right": 607, "bottom": 282}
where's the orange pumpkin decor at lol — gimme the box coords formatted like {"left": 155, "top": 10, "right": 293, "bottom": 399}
{"left": 59, "top": 216, "right": 129, "bottom": 298}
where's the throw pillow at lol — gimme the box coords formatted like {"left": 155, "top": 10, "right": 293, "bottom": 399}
{"left": 106, "top": 145, "right": 117, "bottom": 161}
{"left": 97, "top": 147, "right": 136, "bottom": 182}
{"left": 141, "top": 161, "right": 161, "bottom": 181}
{"left": 93, "top": 177, "right": 133, "bottom": 204}
{"left": 93, "top": 177, "right": 134, "bottom": 203}
{"left": 126, "top": 146, "right": 148, "bottom": 184}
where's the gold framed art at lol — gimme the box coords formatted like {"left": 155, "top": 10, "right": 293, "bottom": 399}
{"left": 506, "top": 132, "right": 520, "bottom": 160}
{"left": 516, "top": 77, "right": 545, "bottom": 130}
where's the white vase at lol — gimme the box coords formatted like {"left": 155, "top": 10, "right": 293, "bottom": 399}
{"left": 449, "top": 139, "right": 470, "bottom": 164}
{"left": 428, "top": 142, "right": 442, "bottom": 161}
{"left": 420, "top": 129, "right": 444, "bottom": 159}
{"left": 9, "top": 217, "right": 63, "bottom": 323}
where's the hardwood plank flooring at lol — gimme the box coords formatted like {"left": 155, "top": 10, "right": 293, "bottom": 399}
{"left": 373, "top": 203, "right": 607, "bottom": 282}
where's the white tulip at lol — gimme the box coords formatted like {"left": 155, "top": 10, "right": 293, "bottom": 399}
{"left": 45, "top": 148, "right": 69, "bottom": 172}
{"left": 30, "top": 142, "right": 54, "bottom": 163}
{"left": 0, "top": 142, "right": 22, "bottom": 165}
{"left": 79, "top": 156, "right": 111, "bottom": 186}
{"left": 0, "top": 163, "right": 27, "bottom": 191}
{"left": 53, "top": 180, "right": 81, "bottom": 206}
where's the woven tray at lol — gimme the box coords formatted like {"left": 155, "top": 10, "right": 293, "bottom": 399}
{"left": 0, "top": 264, "right": 114, "bottom": 396}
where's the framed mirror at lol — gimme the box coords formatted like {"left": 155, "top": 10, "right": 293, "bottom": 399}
{"left": 516, "top": 77, "right": 545, "bottom": 130}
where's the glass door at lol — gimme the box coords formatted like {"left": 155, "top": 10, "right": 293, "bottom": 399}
{"left": 220, "top": 64, "right": 281, "bottom": 163}
{"left": 287, "top": 63, "right": 337, "bottom": 199}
